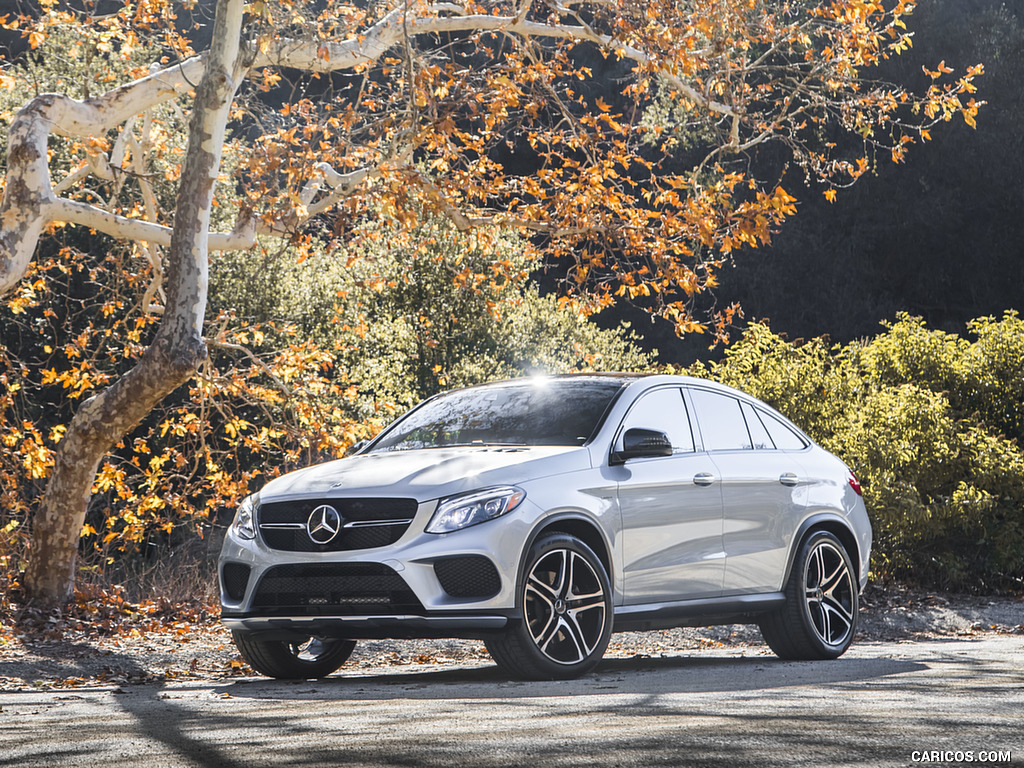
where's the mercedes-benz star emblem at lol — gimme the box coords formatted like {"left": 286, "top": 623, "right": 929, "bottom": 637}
{"left": 307, "top": 504, "right": 343, "bottom": 544}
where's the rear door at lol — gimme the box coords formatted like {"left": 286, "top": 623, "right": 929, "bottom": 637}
{"left": 686, "top": 388, "right": 809, "bottom": 595}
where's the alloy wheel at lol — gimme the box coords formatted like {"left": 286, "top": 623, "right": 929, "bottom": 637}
{"left": 803, "top": 540, "right": 856, "bottom": 647}
{"left": 524, "top": 548, "right": 608, "bottom": 665}
{"left": 288, "top": 636, "right": 337, "bottom": 662}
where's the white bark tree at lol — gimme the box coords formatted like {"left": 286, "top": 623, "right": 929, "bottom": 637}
{"left": 3, "top": 0, "right": 251, "bottom": 603}
{"left": 0, "top": 0, "right": 980, "bottom": 605}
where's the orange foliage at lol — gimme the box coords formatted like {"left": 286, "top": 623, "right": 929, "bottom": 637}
{"left": 0, "top": 243, "right": 382, "bottom": 579}
{"left": 2, "top": 0, "right": 984, "bottom": 340}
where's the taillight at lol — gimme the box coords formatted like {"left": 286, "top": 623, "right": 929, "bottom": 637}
{"left": 848, "top": 472, "right": 863, "bottom": 496}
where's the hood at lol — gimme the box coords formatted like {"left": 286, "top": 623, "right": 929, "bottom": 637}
{"left": 258, "top": 445, "right": 592, "bottom": 503}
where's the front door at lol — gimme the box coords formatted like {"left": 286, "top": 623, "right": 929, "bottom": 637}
{"left": 615, "top": 387, "right": 725, "bottom": 604}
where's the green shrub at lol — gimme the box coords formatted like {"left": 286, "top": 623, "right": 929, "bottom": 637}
{"left": 964, "top": 312, "right": 1024, "bottom": 444}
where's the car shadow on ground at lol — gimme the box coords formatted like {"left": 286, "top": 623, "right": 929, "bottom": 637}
{"left": 215, "top": 651, "right": 928, "bottom": 702}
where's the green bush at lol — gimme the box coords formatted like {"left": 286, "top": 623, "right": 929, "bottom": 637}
{"left": 692, "top": 313, "right": 1024, "bottom": 592}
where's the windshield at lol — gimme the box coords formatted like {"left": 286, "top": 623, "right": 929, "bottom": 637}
{"left": 368, "top": 378, "right": 628, "bottom": 452}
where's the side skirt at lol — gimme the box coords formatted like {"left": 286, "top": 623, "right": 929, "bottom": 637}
{"left": 613, "top": 592, "right": 785, "bottom": 632}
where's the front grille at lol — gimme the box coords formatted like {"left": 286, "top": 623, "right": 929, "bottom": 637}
{"left": 221, "top": 562, "right": 251, "bottom": 602}
{"left": 258, "top": 497, "right": 417, "bottom": 552}
{"left": 434, "top": 556, "right": 502, "bottom": 599}
{"left": 250, "top": 563, "right": 425, "bottom": 616}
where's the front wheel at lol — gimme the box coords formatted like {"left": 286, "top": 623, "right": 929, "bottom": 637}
{"left": 485, "top": 533, "right": 612, "bottom": 680}
{"left": 232, "top": 631, "right": 356, "bottom": 679}
{"left": 759, "top": 530, "right": 859, "bottom": 660}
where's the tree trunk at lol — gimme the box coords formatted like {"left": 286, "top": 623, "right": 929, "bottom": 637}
{"left": 21, "top": 0, "right": 248, "bottom": 607}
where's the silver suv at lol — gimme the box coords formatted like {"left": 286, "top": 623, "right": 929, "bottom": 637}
{"left": 220, "top": 374, "right": 871, "bottom": 680}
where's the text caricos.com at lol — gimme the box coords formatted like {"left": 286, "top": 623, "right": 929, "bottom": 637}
{"left": 911, "top": 751, "right": 1011, "bottom": 763}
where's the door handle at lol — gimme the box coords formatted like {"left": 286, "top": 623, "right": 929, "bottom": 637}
{"left": 693, "top": 472, "right": 716, "bottom": 487}
{"left": 779, "top": 472, "right": 799, "bottom": 486}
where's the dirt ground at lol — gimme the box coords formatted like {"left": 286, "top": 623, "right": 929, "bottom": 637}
{"left": 0, "top": 582, "right": 1020, "bottom": 692}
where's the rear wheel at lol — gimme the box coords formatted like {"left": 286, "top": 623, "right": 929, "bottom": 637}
{"left": 232, "top": 631, "right": 356, "bottom": 679}
{"left": 759, "top": 530, "right": 858, "bottom": 660}
{"left": 486, "top": 533, "right": 612, "bottom": 680}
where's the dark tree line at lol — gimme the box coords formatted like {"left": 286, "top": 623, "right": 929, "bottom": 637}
{"left": 610, "top": 0, "right": 1024, "bottom": 362}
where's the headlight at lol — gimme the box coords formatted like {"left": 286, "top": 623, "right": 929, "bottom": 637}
{"left": 229, "top": 495, "right": 258, "bottom": 540}
{"left": 426, "top": 486, "right": 526, "bottom": 534}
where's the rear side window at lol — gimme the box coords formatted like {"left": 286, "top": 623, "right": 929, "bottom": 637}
{"left": 759, "top": 410, "right": 808, "bottom": 450}
{"left": 688, "top": 389, "right": 751, "bottom": 451}
{"left": 741, "top": 402, "right": 775, "bottom": 450}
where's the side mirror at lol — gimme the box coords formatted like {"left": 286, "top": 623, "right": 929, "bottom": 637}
{"left": 611, "top": 428, "right": 673, "bottom": 465}
{"left": 345, "top": 439, "right": 368, "bottom": 457}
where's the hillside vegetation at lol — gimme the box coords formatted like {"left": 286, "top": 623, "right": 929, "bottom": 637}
{"left": 5, "top": 291, "right": 1024, "bottom": 598}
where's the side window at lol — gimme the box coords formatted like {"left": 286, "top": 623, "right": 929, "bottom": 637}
{"left": 689, "top": 389, "right": 751, "bottom": 451}
{"left": 618, "top": 387, "right": 695, "bottom": 453}
{"left": 759, "top": 410, "right": 809, "bottom": 450}
{"left": 741, "top": 402, "right": 775, "bottom": 450}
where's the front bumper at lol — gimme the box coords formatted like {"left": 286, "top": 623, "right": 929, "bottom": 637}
{"left": 219, "top": 497, "right": 539, "bottom": 635}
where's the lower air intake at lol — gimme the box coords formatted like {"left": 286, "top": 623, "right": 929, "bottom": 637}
{"left": 434, "top": 556, "right": 502, "bottom": 599}
{"left": 250, "top": 562, "right": 424, "bottom": 616}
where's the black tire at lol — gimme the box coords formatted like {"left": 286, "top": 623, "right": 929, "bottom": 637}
{"left": 232, "top": 631, "right": 356, "bottom": 679}
{"left": 759, "top": 530, "right": 859, "bottom": 660}
{"left": 485, "top": 533, "right": 612, "bottom": 680}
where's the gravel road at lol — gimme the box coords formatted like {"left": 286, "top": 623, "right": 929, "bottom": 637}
{"left": 1, "top": 585, "right": 1022, "bottom": 767}
{"left": 1, "top": 635, "right": 1022, "bottom": 768}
